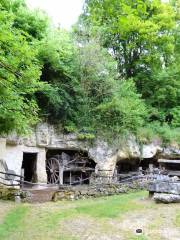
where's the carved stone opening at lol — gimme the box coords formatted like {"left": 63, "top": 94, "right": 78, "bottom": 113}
{"left": 114, "top": 160, "right": 139, "bottom": 181}
{"left": 22, "top": 153, "right": 38, "bottom": 183}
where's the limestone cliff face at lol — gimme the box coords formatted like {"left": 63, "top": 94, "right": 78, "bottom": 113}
{"left": 2, "top": 123, "right": 180, "bottom": 177}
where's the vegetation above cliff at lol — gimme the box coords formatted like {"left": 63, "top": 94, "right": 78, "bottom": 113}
{"left": 0, "top": 0, "right": 179, "bottom": 144}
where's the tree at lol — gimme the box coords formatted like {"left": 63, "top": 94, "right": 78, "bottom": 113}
{"left": 144, "top": 0, "right": 180, "bottom": 125}
{"left": 96, "top": 80, "right": 147, "bottom": 134}
{"left": 74, "top": 40, "right": 118, "bottom": 127}
{"left": 82, "top": 0, "right": 175, "bottom": 86}
{"left": 0, "top": 3, "right": 43, "bottom": 133}
{"left": 0, "top": 0, "right": 49, "bottom": 40}
{"left": 36, "top": 29, "right": 83, "bottom": 124}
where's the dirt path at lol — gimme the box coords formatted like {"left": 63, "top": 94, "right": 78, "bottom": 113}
{"left": 108, "top": 199, "right": 180, "bottom": 240}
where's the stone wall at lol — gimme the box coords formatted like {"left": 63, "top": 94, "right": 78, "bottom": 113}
{"left": 51, "top": 180, "right": 148, "bottom": 201}
{"left": 0, "top": 139, "right": 47, "bottom": 183}
{"left": 0, "top": 179, "right": 148, "bottom": 202}
{"left": 0, "top": 123, "right": 179, "bottom": 184}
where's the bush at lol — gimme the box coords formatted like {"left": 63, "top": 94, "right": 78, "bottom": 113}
{"left": 137, "top": 122, "right": 180, "bottom": 145}
{"left": 171, "top": 107, "right": 180, "bottom": 127}
{"left": 77, "top": 133, "right": 95, "bottom": 141}
{"left": 96, "top": 80, "right": 147, "bottom": 135}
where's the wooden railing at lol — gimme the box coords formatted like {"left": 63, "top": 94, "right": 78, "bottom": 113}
{"left": 0, "top": 171, "right": 24, "bottom": 187}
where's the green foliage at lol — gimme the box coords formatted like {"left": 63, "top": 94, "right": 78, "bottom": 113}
{"left": 0, "top": 4, "right": 43, "bottom": 133}
{"left": 83, "top": 0, "right": 175, "bottom": 78}
{"left": 137, "top": 122, "right": 180, "bottom": 144}
{"left": 77, "top": 40, "right": 117, "bottom": 103}
{"left": 77, "top": 133, "right": 95, "bottom": 140}
{"left": 64, "top": 122, "right": 77, "bottom": 133}
{"left": 0, "top": 0, "right": 178, "bottom": 145}
{"left": 146, "top": 63, "right": 180, "bottom": 110}
{"left": 36, "top": 29, "right": 83, "bottom": 124}
{"left": 96, "top": 80, "right": 147, "bottom": 134}
{"left": 80, "top": 0, "right": 179, "bottom": 142}
{"left": 0, "top": 0, "right": 49, "bottom": 40}
{"left": 74, "top": 40, "right": 118, "bottom": 129}
{"left": 171, "top": 107, "right": 180, "bottom": 127}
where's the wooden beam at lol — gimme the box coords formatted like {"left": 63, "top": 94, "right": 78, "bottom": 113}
{"left": 70, "top": 171, "right": 72, "bottom": 185}
{"left": 168, "top": 171, "right": 180, "bottom": 176}
{"left": 59, "top": 166, "right": 64, "bottom": 186}
{"left": 64, "top": 167, "right": 94, "bottom": 172}
{"left": 158, "top": 159, "right": 180, "bottom": 164}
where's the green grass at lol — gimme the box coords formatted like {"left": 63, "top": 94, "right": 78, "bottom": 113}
{"left": 126, "top": 234, "right": 148, "bottom": 240}
{"left": 0, "top": 191, "right": 147, "bottom": 240}
{"left": 75, "top": 191, "right": 146, "bottom": 218}
{"left": 0, "top": 205, "right": 29, "bottom": 240}
{"left": 174, "top": 213, "right": 180, "bottom": 227}
{"left": 0, "top": 191, "right": 179, "bottom": 240}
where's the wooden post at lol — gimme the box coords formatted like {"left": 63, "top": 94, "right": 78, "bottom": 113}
{"left": 59, "top": 165, "right": 64, "bottom": 186}
{"left": 21, "top": 168, "right": 24, "bottom": 190}
{"left": 139, "top": 167, "right": 142, "bottom": 174}
{"left": 80, "top": 172, "right": 82, "bottom": 185}
{"left": 149, "top": 164, "right": 153, "bottom": 174}
{"left": 70, "top": 171, "right": 72, "bottom": 185}
{"left": 114, "top": 168, "right": 118, "bottom": 182}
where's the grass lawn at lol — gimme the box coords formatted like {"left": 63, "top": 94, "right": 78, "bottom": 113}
{"left": 0, "top": 191, "right": 179, "bottom": 240}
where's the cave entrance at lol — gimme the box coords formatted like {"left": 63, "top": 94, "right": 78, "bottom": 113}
{"left": 115, "top": 160, "right": 139, "bottom": 181}
{"left": 46, "top": 149, "right": 96, "bottom": 185}
{"left": 139, "top": 158, "right": 159, "bottom": 171}
{"left": 158, "top": 159, "right": 180, "bottom": 177}
{"left": 22, "top": 153, "right": 37, "bottom": 183}
{"left": 116, "top": 162, "right": 137, "bottom": 172}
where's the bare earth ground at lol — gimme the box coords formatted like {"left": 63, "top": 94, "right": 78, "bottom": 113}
{"left": 0, "top": 191, "right": 179, "bottom": 240}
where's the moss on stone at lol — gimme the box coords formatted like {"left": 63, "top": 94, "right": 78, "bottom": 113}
{"left": 0, "top": 186, "right": 18, "bottom": 201}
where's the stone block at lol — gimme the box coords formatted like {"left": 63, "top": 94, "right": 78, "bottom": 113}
{"left": 153, "top": 193, "right": 180, "bottom": 203}
{"left": 149, "top": 181, "right": 180, "bottom": 195}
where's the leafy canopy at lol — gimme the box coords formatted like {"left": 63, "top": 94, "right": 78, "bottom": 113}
{"left": 0, "top": 1, "right": 46, "bottom": 133}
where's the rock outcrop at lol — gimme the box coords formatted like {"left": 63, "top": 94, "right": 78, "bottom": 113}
{"left": 1, "top": 123, "right": 179, "bottom": 181}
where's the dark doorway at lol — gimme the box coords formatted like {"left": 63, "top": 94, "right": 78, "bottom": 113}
{"left": 116, "top": 161, "right": 138, "bottom": 173}
{"left": 22, "top": 153, "right": 37, "bottom": 182}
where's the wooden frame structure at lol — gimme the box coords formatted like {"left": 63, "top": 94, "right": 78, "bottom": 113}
{"left": 46, "top": 152, "right": 95, "bottom": 185}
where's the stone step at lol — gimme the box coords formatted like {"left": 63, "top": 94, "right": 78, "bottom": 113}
{"left": 24, "top": 188, "right": 58, "bottom": 203}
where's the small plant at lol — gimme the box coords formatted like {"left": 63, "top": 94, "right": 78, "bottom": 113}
{"left": 64, "top": 122, "right": 77, "bottom": 133}
{"left": 77, "top": 133, "right": 95, "bottom": 141}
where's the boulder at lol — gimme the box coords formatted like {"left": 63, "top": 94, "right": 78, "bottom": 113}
{"left": 153, "top": 193, "right": 180, "bottom": 203}
{"left": 149, "top": 181, "right": 180, "bottom": 195}
{"left": 142, "top": 144, "right": 162, "bottom": 159}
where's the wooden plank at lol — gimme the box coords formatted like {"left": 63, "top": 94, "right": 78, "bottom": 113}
{"left": 158, "top": 159, "right": 180, "bottom": 164}
{"left": 64, "top": 167, "right": 94, "bottom": 172}
{"left": 168, "top": 171, "right": 180, "bottom": 176}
